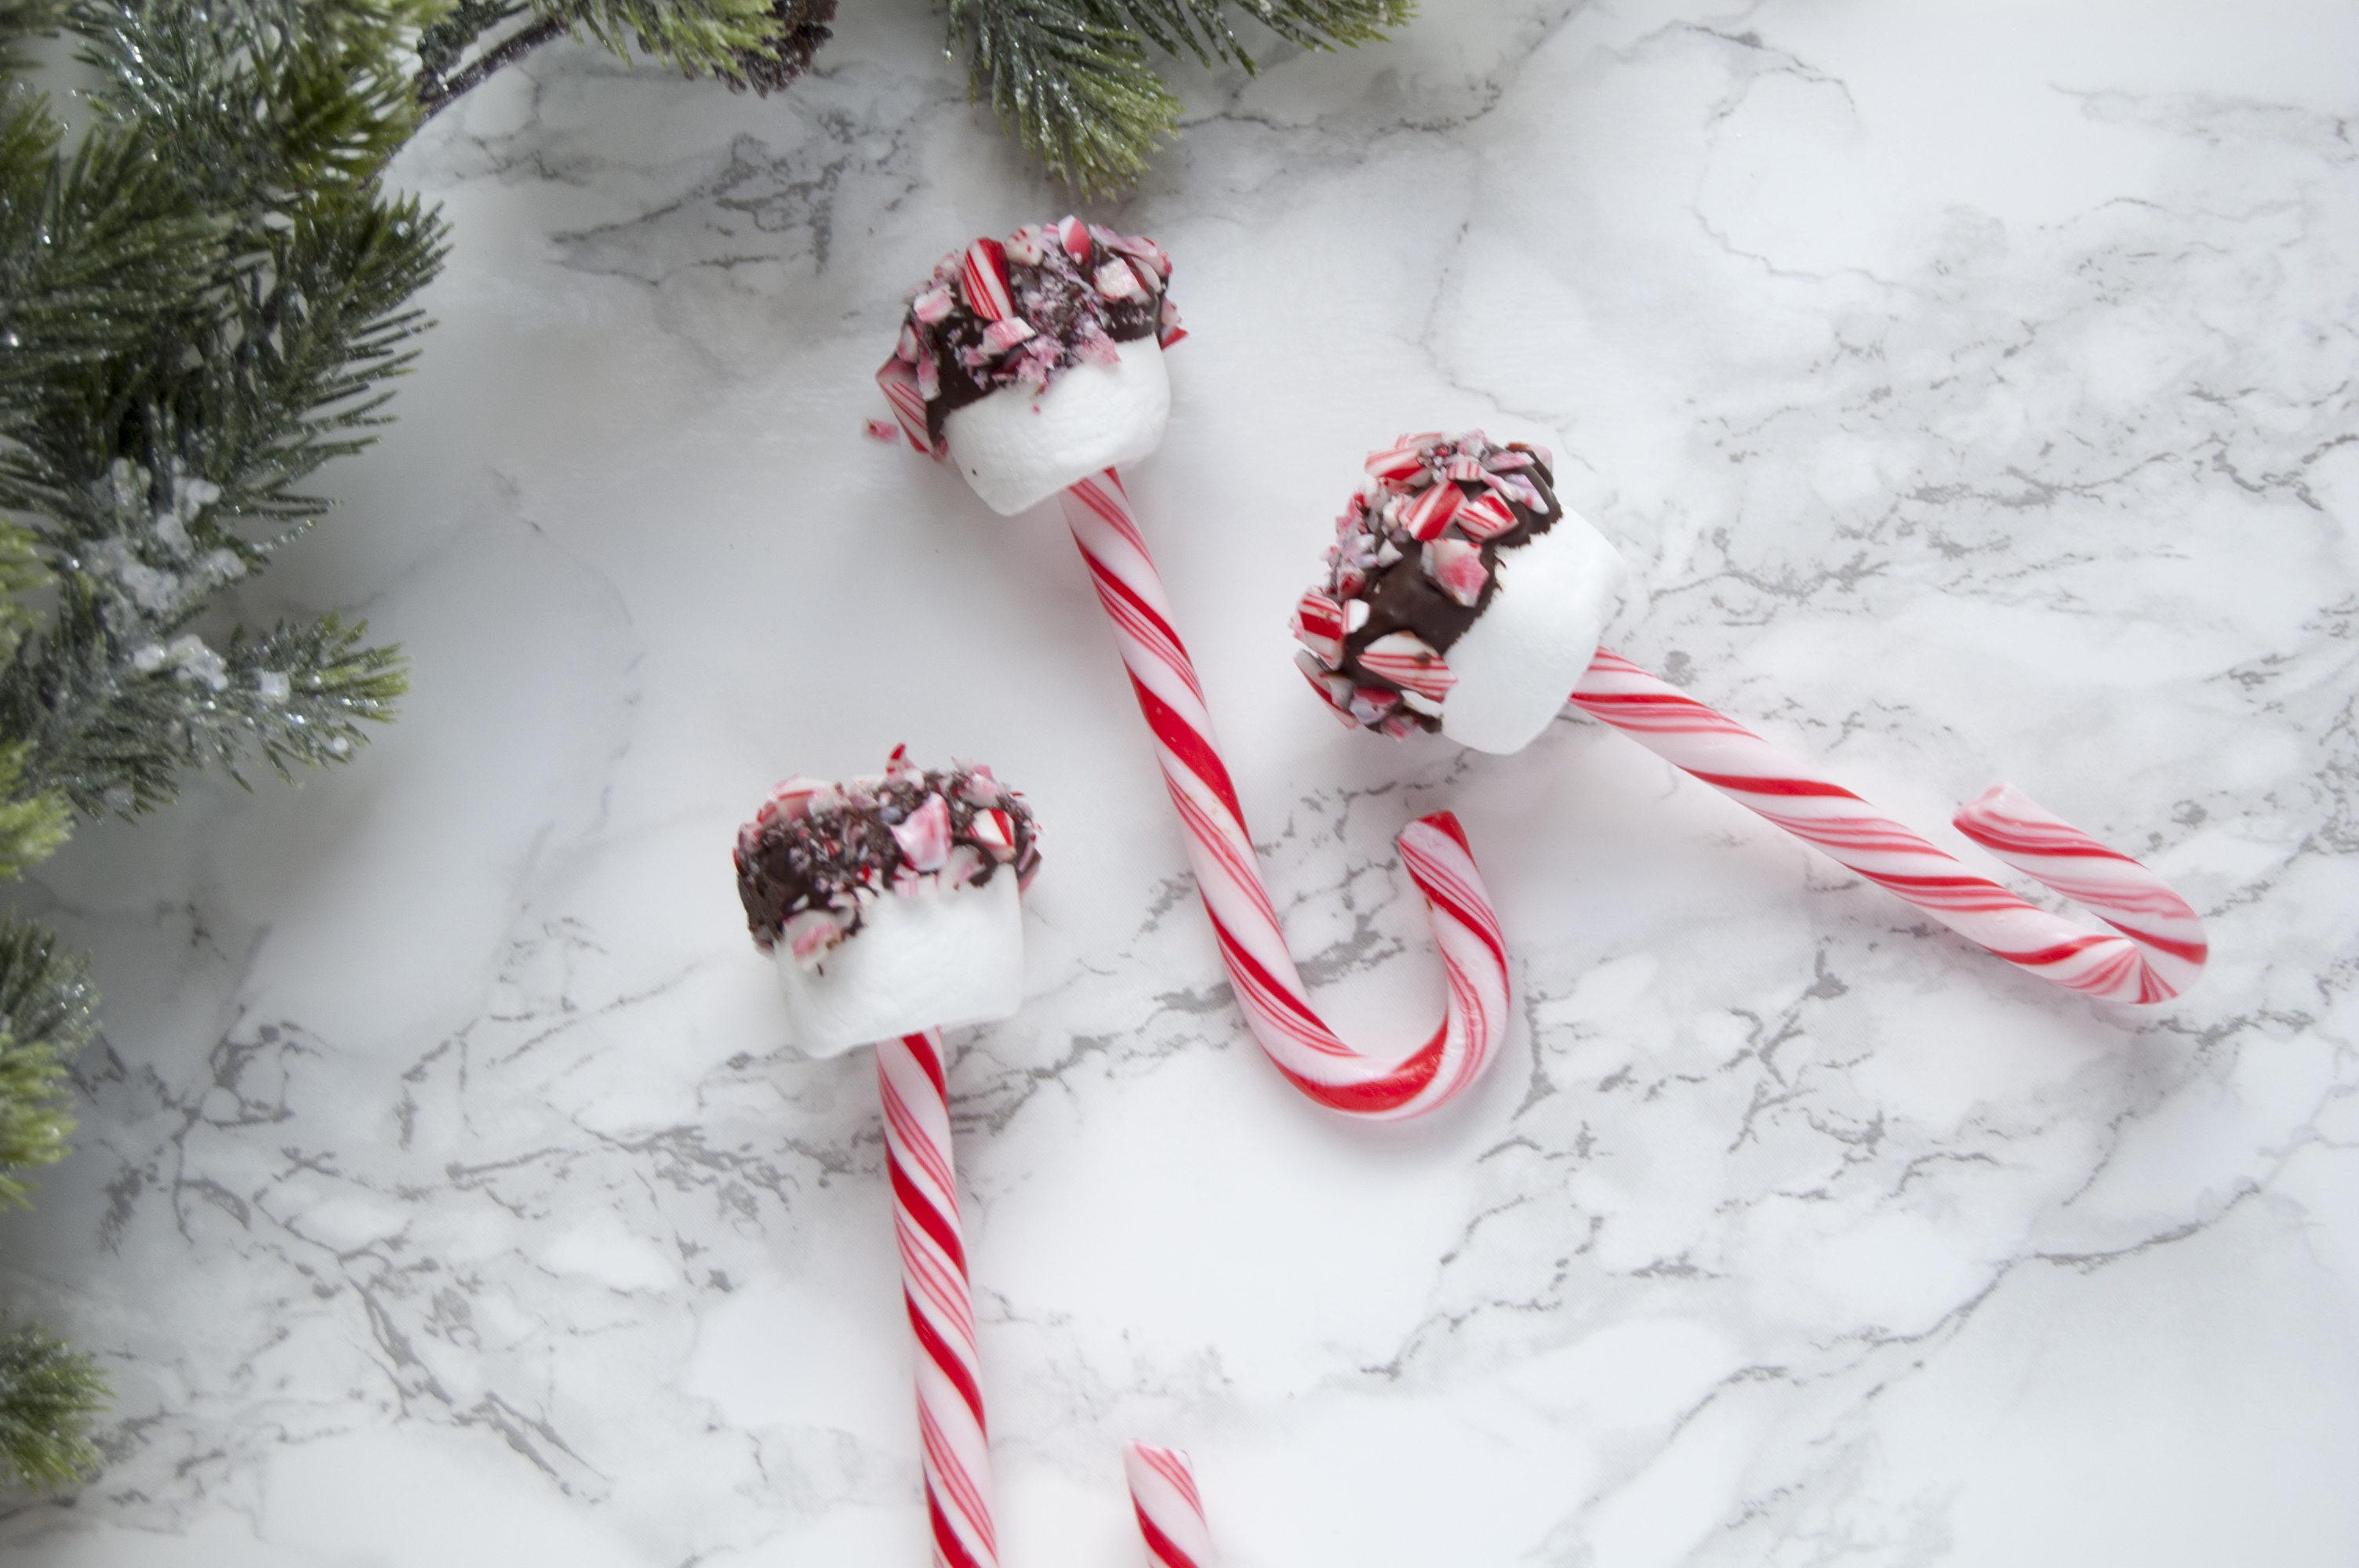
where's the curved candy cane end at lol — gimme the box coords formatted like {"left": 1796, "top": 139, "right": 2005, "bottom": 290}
{"left": 1953, "top": 782, "right": 2208, "bottom": 1003}
{"left": 1408, "top": 808, "right": 1472, "bottom": 855}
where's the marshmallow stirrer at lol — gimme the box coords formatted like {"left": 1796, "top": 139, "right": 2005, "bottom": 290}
{"left": 881, "top": 220, "right": 1511, "bottom": 1121}
{"left": 1293, "top": 434, "right": 2207, "bottom": 1003}
{"left": 736, "top": 754, "right": 1211, "bottom": 1567}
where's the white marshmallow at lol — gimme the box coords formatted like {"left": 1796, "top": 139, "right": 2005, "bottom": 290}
{"left": 774, "top": 873, "right": 1023, "bottom": 1058}
{"left": 945, "top": 337, "right": 1169, "bottom": 515}
{"left": 1439, "top": 510, "right": 1629, "bottom": 755}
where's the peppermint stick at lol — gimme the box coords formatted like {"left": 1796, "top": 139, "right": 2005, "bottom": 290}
{"left": 878, "top": 1030, "right": 998, "bottom": 1568}
{"left": 1568, "top": 649, "right": 2207, "bottom": 1001}
{"left": 1125, "top": 1443, "right": 1218, "bottom": 1568}
{"left": 1061, "top": 469, "right": 1512, "bottom": 1117}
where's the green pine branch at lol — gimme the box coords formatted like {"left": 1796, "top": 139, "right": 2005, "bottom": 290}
{"left": 2, "top": 5, "right": 438, "bottom": 832}
{"left": 946, "top": 0, "right": 1182, "bottom": 198}
{"left": 0, "top": 1321, "right": 107, "bottom": 1487}
{"left": 0, "top": 913, "right": 93, "bottom": 1203}
{"left": 945, "top": 0, "right": 1414, "bottom": 195}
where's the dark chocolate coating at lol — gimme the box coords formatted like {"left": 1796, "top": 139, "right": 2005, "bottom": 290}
{"left": 735, "top": 766, "right": 1040, "bottom": 951}
{"left": 1333, "top": 454, "right": 1560, "bottom": 732}
{"left": 911, "top": 233, "right": 1165, "bottom": 444}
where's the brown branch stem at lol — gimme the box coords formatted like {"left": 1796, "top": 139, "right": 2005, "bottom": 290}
{"left": 416, "top": 16, "right": 568, "bottom": 122}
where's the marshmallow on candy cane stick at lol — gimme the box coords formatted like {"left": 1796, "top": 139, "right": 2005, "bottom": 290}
{"left": 1294, "top": 433, "right": 2208, "bottom": 1004}
{"left": 879, "top": 220, "right": 1511, "bottom": 1121}
{"left": 736, "top": 750, "right": 1220, "bottom": 1568}
{"left": 878, "top": 218, "right": 1180, "bottom": 515}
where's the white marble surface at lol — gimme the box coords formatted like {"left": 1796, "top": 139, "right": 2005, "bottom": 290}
{"left": 6, "top": 2, "right": 2359, "bottom": 1563}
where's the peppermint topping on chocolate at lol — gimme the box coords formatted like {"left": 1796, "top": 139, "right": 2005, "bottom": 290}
{"left": 734, "top": 746, "right": 1041, "bottom": 964}
{"left": 876, "top": 216, "right": 1187, "bottom": 455}
{"left": 1290, "top": 431, "right": 1561, "bottom": 737}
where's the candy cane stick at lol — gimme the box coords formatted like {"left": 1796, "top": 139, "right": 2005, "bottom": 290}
{"left": 1060, "top": 469, "right": 1512, "bottom": 1119}
{"left": 879, "top": 1030, "right": 999, "bottom": 1568}
{"left": 882, "top": 1033, "right": 1228, "bottom": 1568}
{"left": 1125, "top": 1443, "right": 1218, "bottom": 1568}
{"left": 1568, "top": 648, "right": 2207, "bottom": 1002}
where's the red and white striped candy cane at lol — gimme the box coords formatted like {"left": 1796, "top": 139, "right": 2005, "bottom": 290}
{"left": 1059, "top": 470, "right": 1512, "bottom": 1119}
{"left": 881, "top": 1032, "right": 1227, "bottom": 1568}
{"left": 1125, "top": 1443, "right": 1217, "bottom": 1568}
{"left": 1568, "top": 648, "right": 2207, "bottom": 1003}
{"left": 879, "top": 1030, "right": 998, "bottom": 1568}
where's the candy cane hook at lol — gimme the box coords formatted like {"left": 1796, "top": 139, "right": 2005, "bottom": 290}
{"left": 1568, "top": 649, "right": 2207, "bottom": 1002}
{"left": 882, "top": 1030, "right": 1220, "bottom": 1568}
{"left": 1060, "top": 469, "right": 1512, "bottom": 1119}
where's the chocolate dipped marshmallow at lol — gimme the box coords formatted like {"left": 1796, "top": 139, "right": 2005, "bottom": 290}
{"left": 1292, "top": 430, "right": 1629, "bottom": 754}
{"left": 734, "top": 747, "right": 1041, "bottom": 1056}
{"left": 877, "top": 216, "right": 1185, "bottom": 514}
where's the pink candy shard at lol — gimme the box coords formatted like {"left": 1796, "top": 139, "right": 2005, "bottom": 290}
{"left": 1294, "top": 590, "right": 1347, "bottom": 664}
{"left": 863, "top": 418, "right": 901, "bottom": 442}
{"left": 1156, "top": 297, "right": 1187, "bottom": 348}
{"left": 757, "top": 775, "right": 832, "bottom": 828}
{"left": 971, "top": 807, "right": 1017, "bottom": 858}
{"left": 874, "top": 355, "right": 931, "bottom": 452}
{"left": 783, "top": 907, "right": 850, "bottom": 966}
{"left": 960, "top": 238, "right": 1015, "bottom": 321}
{"left": 981, "top": 317, "right": 1037, "bottom": 357}
{"left": 1406, "top": 481, "right": 1463, "bottom": 540}
{"left": 1455, "top": 492, "right": 1518, "bottom": 541}
{"left": 1358, "top": 631, "right": 1456, "bottom": 701}
{"left": 1112, "top": 233, "right": 1172, "bottom": 280}
{"left": 1057, "top": 215, "right": 1092, "bottom": 262}
{"left": 1422, "top": 537, "right": 1488, "bottom": 606}
{"left": 1094, "top": 257, "right": 1147, "bottom": 301}
{"left": 1366, "top": 444, "right": 1425, "bottom": 482}
{"left": 912, "top": 287, "right": 954, "bottom": 325}
{"left": 1349, "top": 686, "right": 1400, "bottom": 727}
{"left": 1005, "top": 224, "right": 1048, "bottom": 266}
{"left": 891, "top": 792, "right": 952, "bottom": 873}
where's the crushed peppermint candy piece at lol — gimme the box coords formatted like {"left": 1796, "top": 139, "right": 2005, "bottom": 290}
{"left": 1455, "top": 492, "right": 1518, "bottom": 541}
{"left": 1295, "top": 590, "right": 1347, "bottom": 664}
{"left": 961, "top": 238, "right": 1016, "bottom": 321}
{"left": 865, "top": 418, "right": 903, "bottom": 442}
{"left": 980, "top": 317, "right": 1037, "bottom": 358}
{"left": 1095, "top": 257, "right": 1147, "bottom": 301}
{"left": 1422, "top": 537, "right": 1488, "bottom": 607}
{"left": 1358, "top": 632, "right": 1457, "bottom": 700}
{"left": 890, "top": 792, "right": 953, "bottom": 873}
{"left": 1405, "top": 481, "right": 1463, "bottom": 541}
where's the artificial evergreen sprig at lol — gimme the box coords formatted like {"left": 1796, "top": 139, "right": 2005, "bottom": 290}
{"left": 946, "top": 0, "right": 1416, "bottom": 194}
{"left": 0, "top": 914, "right": 93, "bottom": 1204}
{"left": 0, "top": 1320, "right": 107, "bottom": 1486}
{"left": 2, "top": 2, "right": 442, "bottom": 829}
{"left": 1, "top": 0, "right": 442, "bottom": 1488}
